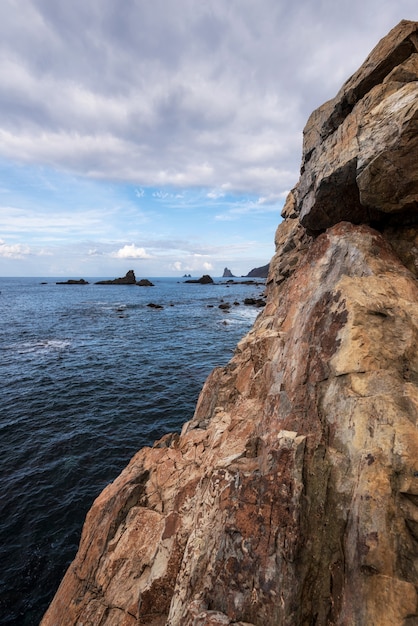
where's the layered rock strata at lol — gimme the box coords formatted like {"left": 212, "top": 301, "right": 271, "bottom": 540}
{"left": 42, "top": 21, "right": 418, "bottom": 626}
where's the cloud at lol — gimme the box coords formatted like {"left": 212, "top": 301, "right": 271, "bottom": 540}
{"left": 207, "top": 190, "right": 226, "bottom": 200}
{"left": 0, "top": 204, "right": 120, "bottom": 240}
{"left": 0, "top": 241, "right": 31, "bottom": 259}
{"left": 169, "top": 258, "right": 213, "bottom": 274}
{"left": 214, "top": 195, "right": 280, "bottom": 221}
{"left": 0, "top": 0, "right": 416, "bottom": 198}
{"left": 110, "top": 244, "right": 152, "bottom": 260}
{"left": 171, "top": 261, "right": 183, "bottom": 272}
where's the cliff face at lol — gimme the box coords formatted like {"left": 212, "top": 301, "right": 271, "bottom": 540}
{"left": 42, "top": 21, "right": 418, "bottom": 626}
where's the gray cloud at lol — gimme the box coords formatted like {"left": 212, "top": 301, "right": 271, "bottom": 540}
{"left": 0, "top": 0, "right": 417, "bottom": 196}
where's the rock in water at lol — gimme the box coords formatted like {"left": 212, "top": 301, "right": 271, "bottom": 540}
{"left": 184, "top": 274, "right": 215, "bottom": 284}
{"left": 42, "top": 21, "right": 418, "bottom": 626}
{"left": 95, "top": 270, "right": 137, "bottom": 285}
{"left": 55, "top": 279, "right": 89, "bottom": 285}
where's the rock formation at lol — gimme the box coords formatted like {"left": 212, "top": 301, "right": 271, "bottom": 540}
{"left": 184, "top": 275, "right": 215, "bottom": 284}
{"left": 223, "top": 268, "right": 235, "bottom": 278}
{"left": 96, "top": 270, "right": 137, "bottom": 285}
{"left": 245, "top": 264, "right": 270, "bottom": 278}
{"left": 42, "top": 21, "right": 418, "bottom": 626}
{"left": 95, "top": 272, "right": 155, "bottom": 286}
{"left": 56, "top": 279, "right": 89, "bottom": 285}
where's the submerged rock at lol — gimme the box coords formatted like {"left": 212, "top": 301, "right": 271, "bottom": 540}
{"left": 42, "top": 21, "right": 418, "bottom": 626}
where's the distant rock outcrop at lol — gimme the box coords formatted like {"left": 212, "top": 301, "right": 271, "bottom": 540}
{"left": 42, "top": 21, "right": 418, "bottom": 626}
{"left": 137, "top": 279, "right": 154, "bottom": 287}
{"left": 246, "top": 263, "right": 269, "bottom": 278}
{"left": 56, "top": 279, "right": 89, "bottom": 285}
{"left": 95, "top": 270, "right": 137, "bottom": 285}
{"left": 184, "top": 274, "right": 214, "bottom": 284}
{"left": 222, "top": 267, "right": 234, "bottom": 277}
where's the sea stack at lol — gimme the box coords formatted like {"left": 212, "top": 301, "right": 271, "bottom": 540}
{"left": 42, "top": 21, "right": 418, "bottom": 626}
{"left": 95, "top": 270, "right": 137, "bottom": 285}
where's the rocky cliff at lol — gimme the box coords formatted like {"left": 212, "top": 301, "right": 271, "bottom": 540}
{"left": 246, "top": 264, "right": 270, "bottom": 279}
{"left": 42, "top": 20, "right": 418, "bottom": 626}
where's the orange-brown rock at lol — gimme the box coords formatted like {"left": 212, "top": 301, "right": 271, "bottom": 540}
{"left": 42, "top": 21, "right": 418, "bottom": 626}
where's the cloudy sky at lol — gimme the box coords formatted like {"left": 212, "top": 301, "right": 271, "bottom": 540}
{"left": 0, "top": 0, "right": 417, "bottom": 277}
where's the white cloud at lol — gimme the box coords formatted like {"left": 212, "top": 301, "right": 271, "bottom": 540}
{"left": 171, "top": 261, "right": 183, "bottom": 272}
{"left": 207, "top": 190, "right": 225, "bottom": 200}
{"left": 111, "top": 244, "right": 152, "bottom": 259}
{"left": 169, "top": 257, "right": 213, "bottom": 274}
{"left": 0, "top": 242, "right": 31, "bottom": 259}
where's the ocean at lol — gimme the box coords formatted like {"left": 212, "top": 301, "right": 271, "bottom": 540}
{"left": 0, "top": 275, "right": 264, "bottom": 625}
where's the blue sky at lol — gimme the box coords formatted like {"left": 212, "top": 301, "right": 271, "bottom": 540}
{"left": 0, "top": 158, "right": 280, "bottom": 276}
{"left": 1, "top": 1, "right": 417, "bottom": 277}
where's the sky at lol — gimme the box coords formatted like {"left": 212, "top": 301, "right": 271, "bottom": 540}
{"left": 0, "top": 1, "right": 417, "bottom": 277}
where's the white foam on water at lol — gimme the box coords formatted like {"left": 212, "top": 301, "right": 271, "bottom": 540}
{"left": 16, "top": 339, "right": 72, "bottom": 355}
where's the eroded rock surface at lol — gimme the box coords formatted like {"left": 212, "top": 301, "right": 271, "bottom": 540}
{"left": 297, "top": 19, "right": 418, "bottom": 231}
{"left": 42, "top": 21, "right": 418, "bottom": 626}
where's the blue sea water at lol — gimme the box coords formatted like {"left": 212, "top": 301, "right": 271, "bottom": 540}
{"left": 0, "top": 276, "right": 264, "bottom": 625}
